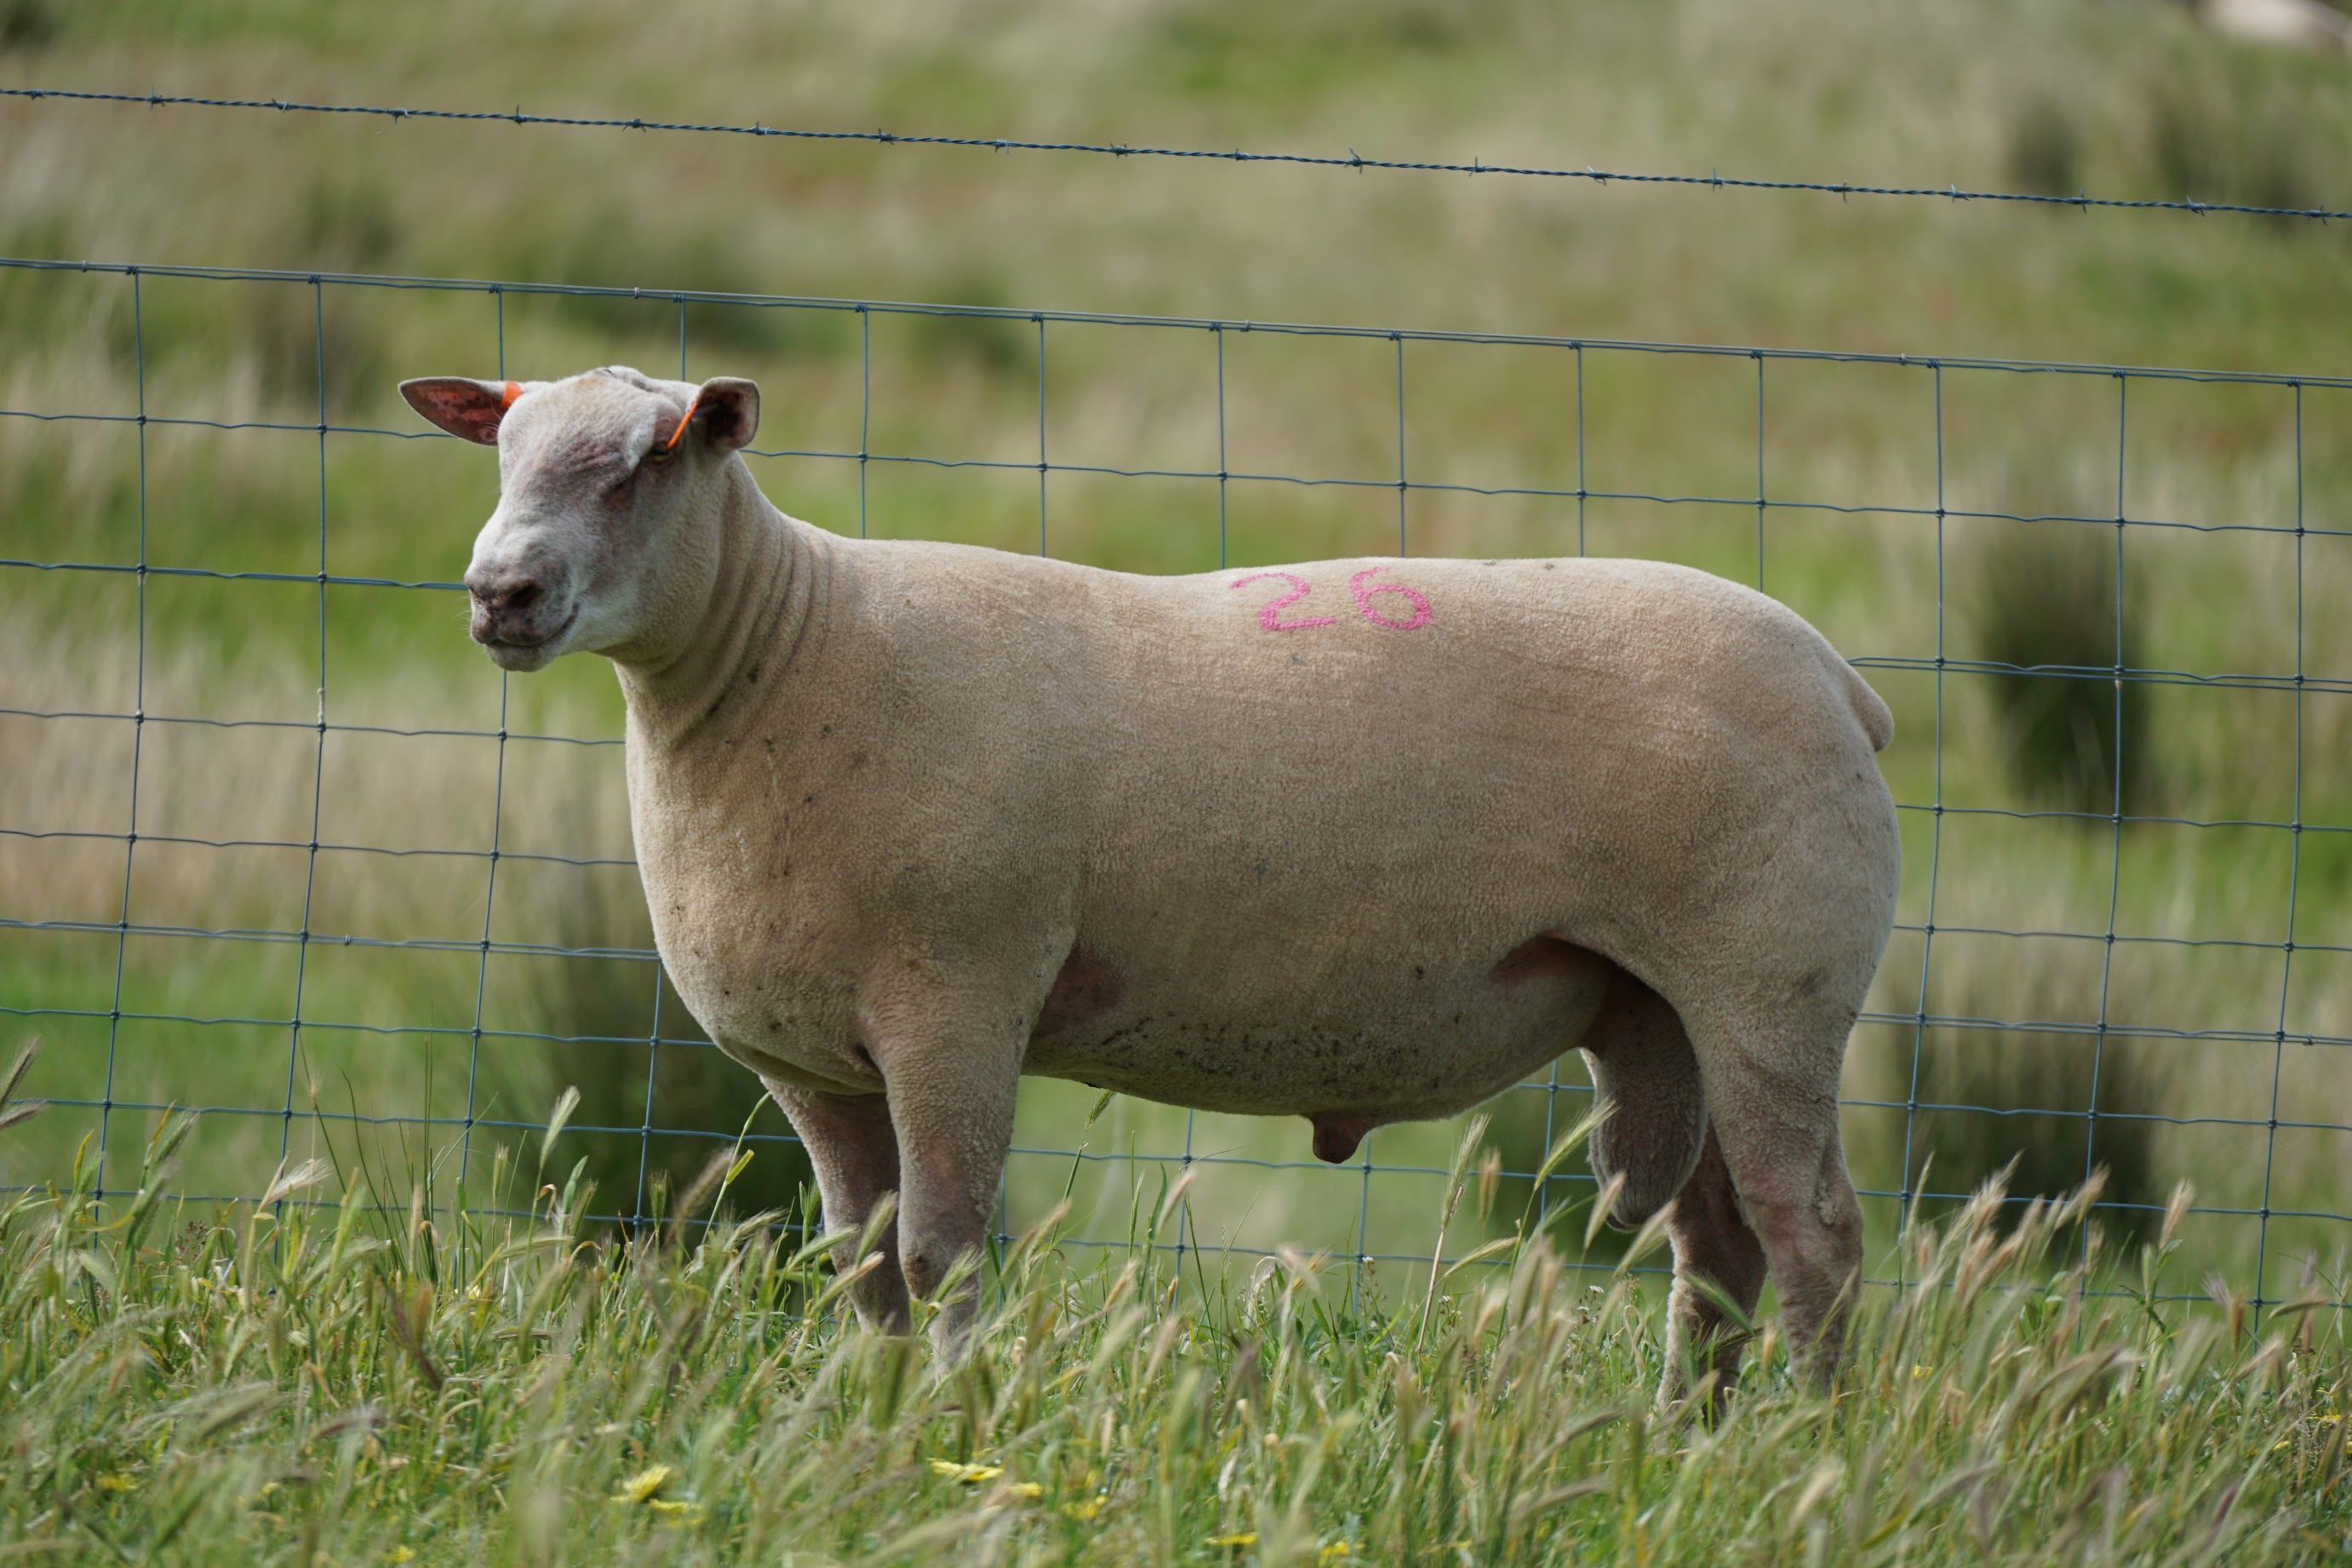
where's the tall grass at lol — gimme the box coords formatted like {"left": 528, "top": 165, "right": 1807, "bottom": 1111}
{"left": 1, "top": 1059, "right": 2346, "bottom": 1566}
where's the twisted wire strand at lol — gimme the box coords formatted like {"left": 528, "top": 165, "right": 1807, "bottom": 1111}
{"left": 3, "top": 83, "right": 2347, "bottom": 223}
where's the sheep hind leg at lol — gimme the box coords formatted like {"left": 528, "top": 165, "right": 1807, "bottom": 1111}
{"left": 1683, "top": 1007, "right": 1865, "bottom": 1391}
{"left": 1661, "top": 1124, "right": 1768, "bottom": 1411}
{"left": 1575, "top": 970, "right": 1708, "bottom": 1233}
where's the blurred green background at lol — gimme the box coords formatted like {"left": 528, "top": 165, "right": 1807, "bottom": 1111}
{"left": 0, "top": 0, "right": 2347, "bottom": 1302}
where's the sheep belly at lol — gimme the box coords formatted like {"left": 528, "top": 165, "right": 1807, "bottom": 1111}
{"left": 1021, "top": 936, "right": 1612, "bottom": 1123}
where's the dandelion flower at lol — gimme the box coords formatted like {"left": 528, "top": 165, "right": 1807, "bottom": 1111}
{"left": 614, "top": 1465, "right": 675, "bottom": 1504}
{"left": 1206, "top": 1532, "right": 1257, "bottom": 1549}
{"left": 929, "top": 1460, "right": 1004, "bottom": 1485}
{"left": 1320, "top": 1544, "right": 1353, "bottom": 1564}
{"left": 1005, "top": 1482, "right": 1044, "bottom": 1502}
{"left": 95, "top": 1474, "right": 138, "bottom": 1494}
{"left": 647, "top": 1499, "right": 705, "bottom": 1525}
{"left": 1062, "top": 1497, "right": 1103, "bottom": 1521}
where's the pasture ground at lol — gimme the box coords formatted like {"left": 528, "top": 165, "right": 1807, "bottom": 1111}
{"left": 3, "top": 1084, "right": 2349, "bottom": 1566}
{"left": 3, "top": 6, "right": 2352, "bottom": 1558}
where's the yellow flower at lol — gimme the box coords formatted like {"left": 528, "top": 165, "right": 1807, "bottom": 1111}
{"left": 95, "top": 1474, "right": 138, "bottom": 1494}
{"left": 613, "top": 1465, "right": 675, "bottom": 1504}
{"left": 386, "top": 1550, "right": 416, "bottom": 1565}
{"left": 929, "top": 1460, "right": 1004, "bottom": 1485}
{"left": 1207, "top": 1532, "right": 1257, "bottom": 1550}
{"left": 647, "top": 1498, "right": 705, "bottom": 1525}
{"left": 1320, "top": 1545, "right": 1353, "bottom": 1565}
{"left": 1005, "top": 1482, "right": 1044, "bottom": 1502}
{"left": 1062, "top": 1497, "right": 1103, "bottom": 1521}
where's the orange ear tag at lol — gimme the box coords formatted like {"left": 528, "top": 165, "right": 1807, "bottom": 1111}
{"left": 663, "top": 392, "right": 701, "bottom": 452}
{"left": 499, "top": 381, "right": 522, "bottom": 408}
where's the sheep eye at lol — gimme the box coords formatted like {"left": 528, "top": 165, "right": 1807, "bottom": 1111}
{"left": 643, "top": 444, "right": 675, "bottom": 467}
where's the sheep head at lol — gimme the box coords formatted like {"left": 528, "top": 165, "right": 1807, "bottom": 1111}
{"left": 399, "top": 366, "right": 760, "bottom": 672}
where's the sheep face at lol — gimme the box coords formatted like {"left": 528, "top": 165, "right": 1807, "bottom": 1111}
{"left": 399, "top": 367, "right": 760, "bottom": 672}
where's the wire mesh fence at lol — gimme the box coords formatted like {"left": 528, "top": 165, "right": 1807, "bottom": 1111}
{"left": 1, "top": 239, "right": 2346, "bottom": 1308}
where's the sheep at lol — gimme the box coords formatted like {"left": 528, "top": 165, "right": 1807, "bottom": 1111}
{"left": 2192, "top": 0, "right": 2352, "bottom": 54}
{"left": 400, "top": 364, "right": 1901, "bottom": 1399}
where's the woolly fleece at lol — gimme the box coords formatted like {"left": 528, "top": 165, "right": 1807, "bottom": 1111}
{"left": 401, "top": 366, "right": 1902, "bottom": 1398}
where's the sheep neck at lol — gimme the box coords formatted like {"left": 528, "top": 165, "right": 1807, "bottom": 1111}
{"left": 611, "top": 459, "right": 820, "bottom": 751}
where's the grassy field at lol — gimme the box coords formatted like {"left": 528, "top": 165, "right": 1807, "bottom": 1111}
{"left": 3, "top": 1065, "right": 2349, "bottom": 1566}
{"left": 1, "top": 0, "right": 2349, "bottom": 1375}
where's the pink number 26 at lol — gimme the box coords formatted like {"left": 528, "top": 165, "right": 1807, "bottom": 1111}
{"left": 1231, "top": 565, "right": 1432, "bottom": 632}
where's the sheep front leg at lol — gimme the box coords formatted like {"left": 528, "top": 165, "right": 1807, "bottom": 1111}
{"left": 876, "top": 1034, "right": 1021, "bottom": 1356}
{"left": 762, "top": 1080, "right": 910, "bottom": 1333}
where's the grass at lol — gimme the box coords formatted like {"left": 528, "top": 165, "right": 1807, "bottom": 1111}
{"left": 3, "top": 1060, "right": 2349, "bottom": 1567}
{"left": 6, "top": 6, "right": 2352, "bottom": 1559}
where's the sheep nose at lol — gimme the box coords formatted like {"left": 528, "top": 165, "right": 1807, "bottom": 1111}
{"left": 466, "top": 569, "right": 548, "bottom": 644}
{"left": 468, "top": 571, "right": 541, "bottom": 615}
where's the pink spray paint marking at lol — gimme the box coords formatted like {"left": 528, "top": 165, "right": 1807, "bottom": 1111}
{"left": 1348, "top": 565, "right": 1433, "bottom": 630}
{"left": 1231, "top": 566, "right": 1434, "bottom": 631}
{"left": 1231, "top": 570, "right": 1339, "bottom": 631}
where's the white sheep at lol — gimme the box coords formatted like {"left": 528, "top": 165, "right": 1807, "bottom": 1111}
{"left": 2195, "top": 0, "right": 2352, "bottom": 54}
{"left": 402, "top": 365, "right": 1901, "bottom": 1398}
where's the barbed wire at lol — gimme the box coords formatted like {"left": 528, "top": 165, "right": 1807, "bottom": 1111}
{"left": 3, "top": 83, "right": 2347, "bottom": 224}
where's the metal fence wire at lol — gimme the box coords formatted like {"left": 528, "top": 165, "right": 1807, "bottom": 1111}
{"left": 7, "top": 85, "right": 2352, "bottom": 223}
{"left": 0, "top": 104, "right": 2346, "bottom": 1315}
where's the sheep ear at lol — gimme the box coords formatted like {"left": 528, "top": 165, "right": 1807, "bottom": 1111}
{"left": 688, "top": 377, "right": 759, "bottom": 451}
{"left": 399, "top": 376, "right": 523, "bottom": 446}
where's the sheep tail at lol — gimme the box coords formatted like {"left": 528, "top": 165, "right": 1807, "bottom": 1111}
{"left": 1840, "top": 660, "right": 1895, "bottom": 753}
